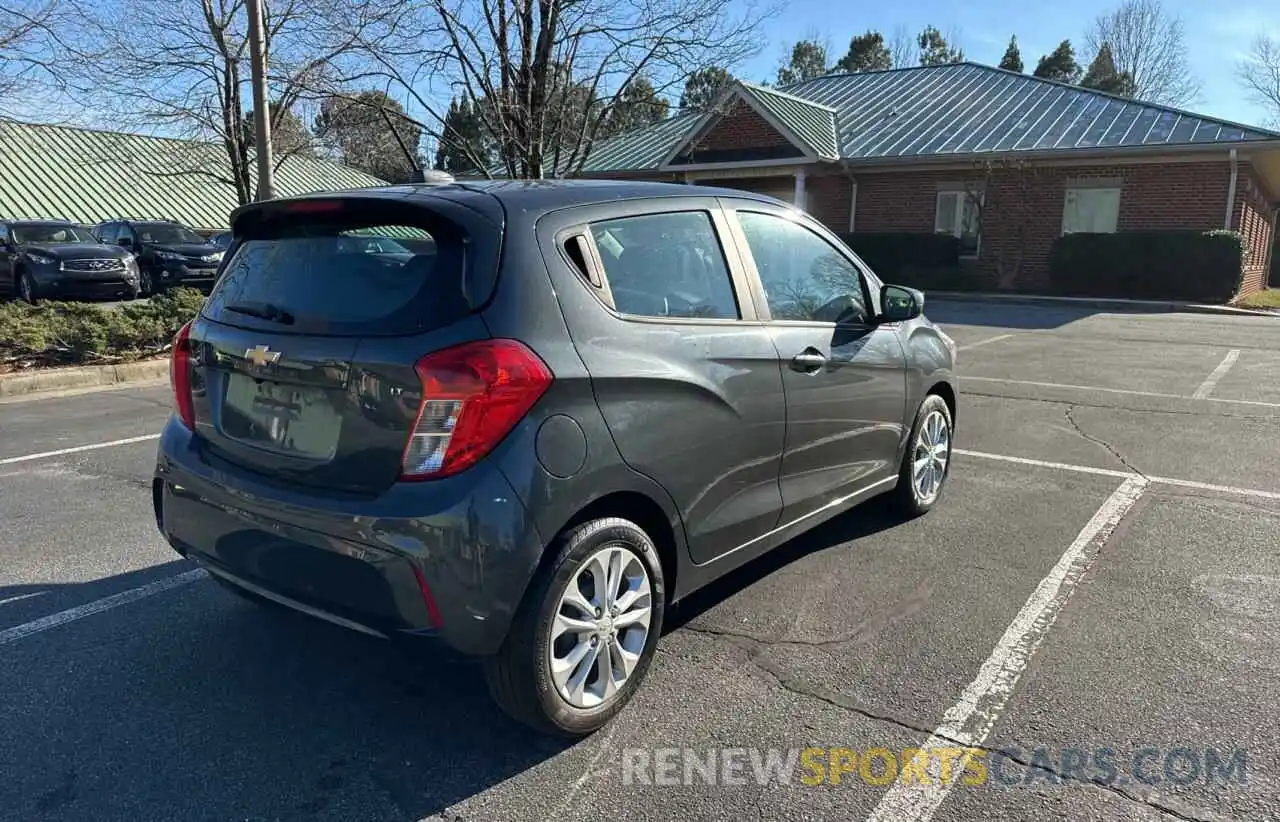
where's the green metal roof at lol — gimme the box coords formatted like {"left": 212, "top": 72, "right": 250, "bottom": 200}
{"left": 573, "top": 63, "right": 1280, "bottom": 173}
{"left": 739, "top": 83, "right": 839, "bottom": 160}
{"left": 575, "top": 111, "right": 704, "bottom": 174}
{"left": 0, "top": 121, "right": 388, "bottom": 230}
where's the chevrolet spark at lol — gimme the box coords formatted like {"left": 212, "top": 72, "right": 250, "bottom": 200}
{"left": 153, "top": 180, "right": 957, "bottom": 736}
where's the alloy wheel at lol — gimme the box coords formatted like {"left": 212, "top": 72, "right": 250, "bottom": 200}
{"left": 912, "top": 409, "right": 950, "bottom": 504}
{"left": 548, "top": 544, "right": 653, "bottom": 709}
{"left": 18, "top": 274, "right": 32, "bottom": 303}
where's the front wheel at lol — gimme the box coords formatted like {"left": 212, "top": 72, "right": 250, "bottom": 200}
{"left": 889, "top": 393, "right": 954, "bottom": 518}
{"left": 17, "top": 272, "right": 38, "bottom": 304}
{"left": 484, "top": 517, "right": 665, "bottom": 736}
{"left": 138, "top": 268, "right": 155, "bottom": 296}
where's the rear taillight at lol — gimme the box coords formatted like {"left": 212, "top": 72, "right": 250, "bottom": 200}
{"left": 400, "top": 339, "right": 552, "bottom": 481}
{"left": 170, "top": 320, "right": 195, "bottom": 430}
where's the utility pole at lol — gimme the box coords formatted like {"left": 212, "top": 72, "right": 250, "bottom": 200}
{"left": 245, "top": 0, "right": 275, "bottom": 201}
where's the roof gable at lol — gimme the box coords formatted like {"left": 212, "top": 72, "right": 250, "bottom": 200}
{"left": 0, "top": 121, "right": 387, "bottom": 229}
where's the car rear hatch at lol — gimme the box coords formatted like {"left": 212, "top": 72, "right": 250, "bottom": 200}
{"left": 181, "top": 193, "right": 505, "bottom": 495}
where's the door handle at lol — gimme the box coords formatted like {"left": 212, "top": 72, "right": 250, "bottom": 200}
{"left": 790, "top": 350, "right": 827, "bottom": 374}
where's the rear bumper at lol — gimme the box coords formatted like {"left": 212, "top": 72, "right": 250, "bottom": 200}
{"left": 153, "top": 417, "right": 546, "bottom": 655}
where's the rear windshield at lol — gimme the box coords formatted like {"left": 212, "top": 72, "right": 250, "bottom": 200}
{"left": 204, "top": 221, "right": 465, "bottom": 336}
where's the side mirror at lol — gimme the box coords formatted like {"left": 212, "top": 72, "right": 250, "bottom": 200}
{"left": 880, "top": 284, "right": 923, "bottom": 322}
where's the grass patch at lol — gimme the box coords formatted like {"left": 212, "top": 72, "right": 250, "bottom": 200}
{"left": 0, "top": 288, "right": 205, "bottom": 371}
{"left": 1234, "top": 288, "right": 1280, "bottom": 310}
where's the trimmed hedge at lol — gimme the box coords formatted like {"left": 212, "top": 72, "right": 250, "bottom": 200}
{"left": 891, "top": 265, "right": 997, "bottom": 293}
{"left": 0, "top": 288, "right": 205, "bottom": 369}
{"left": 838, "top": 232, "right": 961, "bottom": 278}
{"left": 1048, "top": 230, "right": 1247, "bottom": 302}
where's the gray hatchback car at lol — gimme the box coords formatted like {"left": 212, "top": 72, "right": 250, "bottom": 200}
{"left": 153, "top": 180, "right": 957, "bottom": 736}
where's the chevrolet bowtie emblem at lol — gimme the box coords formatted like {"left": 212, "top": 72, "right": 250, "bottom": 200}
{"left": 245, "top": 345, "right": 281, "bottom": 367}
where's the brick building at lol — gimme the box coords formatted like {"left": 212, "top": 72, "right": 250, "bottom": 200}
{"left": 573, "top": 63, "right": 1280, "bottom": 297}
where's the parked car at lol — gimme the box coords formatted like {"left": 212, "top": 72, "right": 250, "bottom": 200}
{"left": 152, "top": 181, "right": 957, "bottom": 736}
{"left": 0, "top": 219, "right": 141, "bottom": 302}
{"left": 94, "top": 219, "right": 225, "bottom": 295}
{"left": 208, "top": 231, "right": 232, "bottom": 252}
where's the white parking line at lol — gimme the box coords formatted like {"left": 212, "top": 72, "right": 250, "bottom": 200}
{"left": 865, "top": 476, "right": 1149, "bottom": 822}
{"left": 0, "top": 434, "right": 162, "bottom": 466}
{"left": 956, "top": 448, "right": 1280, "bottom": 501}
{"left": 953, "top": 448, "right": 1133, "bottom": 479}
{"left": 0, "top": 569, "right": 206, "bottom": 646}
{"left": 1192, "top": 349, "right": 1241, "bottom": 399}
{"left": 956, "top": 334, "right": 1013, "bottom": 351}
{"left": 961, "top": 376, "right": 1280, "bottom": 409}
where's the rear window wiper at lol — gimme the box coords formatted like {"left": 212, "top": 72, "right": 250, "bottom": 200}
{"left": 223, "top": 301, "right": 296, "bottom": 325}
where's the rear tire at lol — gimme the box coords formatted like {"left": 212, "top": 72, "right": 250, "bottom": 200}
{"left": 484, "top": 517, "right": 665, "bottom": 737}
{"left": 889, "top": 393, "right": 954, "bottom": 518}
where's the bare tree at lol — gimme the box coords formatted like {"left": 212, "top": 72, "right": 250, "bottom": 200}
{"left": 332, "top": 0, "right": 778, "bottom": 179}
{"left": 67, "top": 0, "right": 403, "bottom": 203}
{"left": 1085, "top": 0, "right": 1198, "bottom": 107}
{"left": 0, "top": 0, "right": 75, "bottom": 116}
{"left": 888, "top": 24, "right": 914, "bottom": 69}
{"left": 1237, "top": 35, "right": 1280, "bottom": 127}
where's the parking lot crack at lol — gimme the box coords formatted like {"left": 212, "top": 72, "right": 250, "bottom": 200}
{"left": 686, "top": 628, "right": 1219, "bottom": 822}
{"left": 1063, "top": 405, "right": 1148, "bottom": 478}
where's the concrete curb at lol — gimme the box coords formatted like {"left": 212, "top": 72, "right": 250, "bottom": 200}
{"left": 925, "top": 291, "right": 1280, "bottom": 318}
{"left": 0, "top": 357, "right": 169, "bottom": 399}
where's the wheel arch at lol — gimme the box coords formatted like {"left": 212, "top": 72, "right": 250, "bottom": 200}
{"left": 555, "top": 490, "right": 681, "bottom": 604}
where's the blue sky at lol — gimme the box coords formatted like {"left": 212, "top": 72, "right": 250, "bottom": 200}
{"left": 735, "top": 0, "right": 1278, "bottom": 128}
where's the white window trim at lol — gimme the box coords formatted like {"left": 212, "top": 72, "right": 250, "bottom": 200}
{"left": 934, "top": 189, "right": 983, "bottom": 259}
{"left": 1061, "top": 185, "right": 1121, "bottom": 236}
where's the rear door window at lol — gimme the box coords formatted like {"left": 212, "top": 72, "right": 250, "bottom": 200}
{"left": 203, "top": 222, "right": 464, "bottom": 336}
{"left": 587, "top": 211, "right": 740, "bottom": 320}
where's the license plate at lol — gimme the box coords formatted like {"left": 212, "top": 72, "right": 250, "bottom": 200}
{"left": 222, "top": 373, "right": 342, "bottom": 459}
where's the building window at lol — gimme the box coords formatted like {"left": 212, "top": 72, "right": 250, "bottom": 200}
{"left": 935, "top": 190, "right": 981, "bottom": 257}
{"left": 1062, "top": 187, "right": 1120, "bottom": 234}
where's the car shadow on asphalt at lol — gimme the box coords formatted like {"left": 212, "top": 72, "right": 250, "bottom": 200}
{"left": 0, "top": 561, "right": 570, "bottom": 821}
{"left": 666, "top": 496, "right": 903, "bottom": 631}
{"left": 1, "top": 499, "right": 907, "bottom": 821}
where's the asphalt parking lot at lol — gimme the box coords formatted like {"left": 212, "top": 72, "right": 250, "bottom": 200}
{"left": 2, "top": 298, "right": 1278, "bottom": 822}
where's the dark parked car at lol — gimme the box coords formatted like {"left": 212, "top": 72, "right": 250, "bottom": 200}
{"left": 153, "top": 181, "right": 958, "bottom": 736}
{"left": 95, "top": 219, "right": 225, "bottom": 295}
{"left": 0, "top": 219, "right": 141, "bottom": 302}
{"left": 208, "top": 231, "right": 233, "bottom": 252}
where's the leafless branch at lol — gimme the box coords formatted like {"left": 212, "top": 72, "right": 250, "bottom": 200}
{"left": 1086, "top": 0, "right": 1199, "bottom": 107}
{"left": 1237, "top": 35, "right": 1280, "bottom": 128}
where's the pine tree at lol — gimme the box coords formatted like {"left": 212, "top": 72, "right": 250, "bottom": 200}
{"left": 917, "top": 25, "right": 964, "bottom": 66}
{"left": 1033, "top": 40, "right": 1081, "bottom": 84}
{"left": 998, "top": 35, "right": 1024, "bottom": 73}
{"left": 776, "top": 40, "right": 829, "bottom": 85}
{"left": 1080, "top": 42, "right": 1135, "bottom": 96}
{"left": 679, "top": 67, "right": 735, "bottom": 111}
{"left": 835, "top": 31, "right": 892, "bottom": 74}
{"left": 434, "top": 97, "right": 487, "bottom": 174}
{"left": 600, "top": 76, "right": 671, "bottom": 137}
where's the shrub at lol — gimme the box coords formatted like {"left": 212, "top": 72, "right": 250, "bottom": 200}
{"left": 892, "top": 264, "right": 997, "bottom": 293}
{"left": 0, "top": 287, "right": 204, "bottom": 369}
{"left": 1048, "top": 231, "right": 1247, "bottom": 302}
{"left": 838, "top": 232, "right": 961, "bottom": 279}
